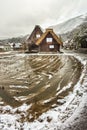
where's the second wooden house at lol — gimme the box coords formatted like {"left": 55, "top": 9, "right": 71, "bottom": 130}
{"left": 27, "top": 25, "right": 43, "bottom": 52}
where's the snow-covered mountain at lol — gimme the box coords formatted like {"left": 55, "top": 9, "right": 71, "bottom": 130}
{"left": 51, "top": 13, "right": 87, "bottom": 34}
{"left": 60, "top": 13, "right": 87, "bottom": 49}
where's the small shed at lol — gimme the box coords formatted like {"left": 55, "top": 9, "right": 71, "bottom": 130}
{"left": 27, "top": 25, "right": 43, "bottom": 52}
{"left": 0, "top": 43, "right": 11, "bottom": 52}
{"left": 4, "top": 43, "right": 11, "bottom": 51}
{"left": 12, "top": 43, "right": 23, "bottom": 50}
{"left": 36, "top": 28, "right": 63, "bottom": 52}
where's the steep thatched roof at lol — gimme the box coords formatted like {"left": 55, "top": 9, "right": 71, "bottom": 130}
{"left": 36, "top": 28, "right": 63, "bottom": 45}
{"left": 27, "top": 25, "right": 43, "bottom": 44}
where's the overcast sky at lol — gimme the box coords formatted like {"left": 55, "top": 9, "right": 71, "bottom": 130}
{"left": 0, "top": 0, "right": 87, "bottom": 39}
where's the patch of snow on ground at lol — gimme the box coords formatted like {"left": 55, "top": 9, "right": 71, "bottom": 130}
{"left": 56, "top": 82, "right": 73, "bottom": 95}
{"left": 10, "top": 85, "right": 28, "bottom": 89}
{"left": 0, "top": 114, "right": 20, "bottom": 130}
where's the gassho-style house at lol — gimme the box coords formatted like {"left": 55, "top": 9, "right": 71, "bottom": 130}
{"left": 26, "top": 25, "right": 63, "bottom": 53}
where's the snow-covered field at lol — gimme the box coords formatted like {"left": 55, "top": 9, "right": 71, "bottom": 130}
{"left": 0, "top": 51, "right": 87, "bottom": 130}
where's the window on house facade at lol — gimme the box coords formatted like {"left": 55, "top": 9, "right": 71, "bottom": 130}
{"left": 49, "top": 45, "right": 54, "bottom": 49}
{"left": 46, "top": 38, "right": 53, "bottom": 43}
{"left": 36, "top": 34, "right": 40, "bottom": 38}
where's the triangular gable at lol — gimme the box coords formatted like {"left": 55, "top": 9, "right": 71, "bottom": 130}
{"left": 36, "top": 29, "right": 63, "bottom": 45}
{"left": 27, "top": 25, "right": 43, "bottom": 43}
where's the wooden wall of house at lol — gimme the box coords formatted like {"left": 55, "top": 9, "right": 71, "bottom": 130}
{"left": 27, "top": 26, "right": 43, "bottom": 52}
{"left": 39, "top": 32, "right": 60, "bottom": 52}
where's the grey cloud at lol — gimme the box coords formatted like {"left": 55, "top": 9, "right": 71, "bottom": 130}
{"left": 0, "top": 0, "right": 87, "bottom": 39}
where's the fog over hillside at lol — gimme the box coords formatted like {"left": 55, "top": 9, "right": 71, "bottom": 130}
{"left": 51, "top": 13, "right": 87, "bottom": 34}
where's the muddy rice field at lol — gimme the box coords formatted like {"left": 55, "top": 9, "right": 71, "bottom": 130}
{"left": 0, "top": 51, "right": 87, "bottom": 130}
